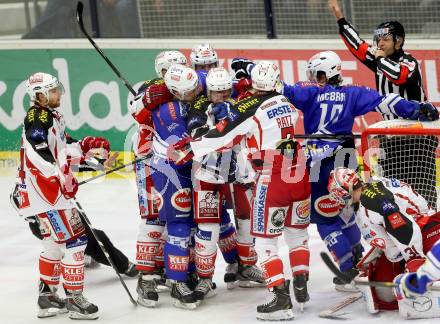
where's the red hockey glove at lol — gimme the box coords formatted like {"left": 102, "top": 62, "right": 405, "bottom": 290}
{"left": 167, "top": 137, "right": 194, "bottom": 165}
{"left": 59, "top": 164, "right": 78, "bottom": 199}
{"left": 235, "top": 78, "right": 252, "bottom": 95}
{"left": 80, "top": 136, "right": 110, "bottom": 159}
{"left": 142, "top": 83, "right": 173, "bottom": 111}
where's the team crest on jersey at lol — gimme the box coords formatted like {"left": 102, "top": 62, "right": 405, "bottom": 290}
{"left": 314, "top": 195, "right": 341, "bottom": 217}
{"left": 171, "top": 188, "right": 192, "bottom": 212}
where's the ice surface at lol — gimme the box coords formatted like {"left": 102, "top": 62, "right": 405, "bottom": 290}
{"left": 0, "top": 176, "right": 421, "bottom": 323}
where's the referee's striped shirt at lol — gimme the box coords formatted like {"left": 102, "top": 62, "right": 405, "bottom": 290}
{"left": 337, "top": 18, "right": 426, "bottom": 119}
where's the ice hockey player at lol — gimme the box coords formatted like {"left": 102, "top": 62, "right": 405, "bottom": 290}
{"left": 129, "top": 50, "right": 187, "bottom": 307}
{"left": 328, "top": 167, "right": 440, "bottom": 318}
{"left": 16, "top": 72, "right": 110, "bottom": 319}
{"left": 146, "top": 64, "right": 201, "bottom": 310}
{"left": 231, "top": 51, "right": 439, "bottom": 292}
{"left": 172, "top": 61, "right": 312, "bottom": 320}
{"left": 186, "top": 67, "right": 264, "bottom": 302}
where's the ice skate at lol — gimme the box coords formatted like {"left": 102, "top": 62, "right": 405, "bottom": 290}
{"left": 37, "top": 281, "right": 67, "bottom": 318}
{"left": 333, "top": 268, "right": 359, "bottom": 292}
{"left": 237, "top": 264, "right": 266, "bottom": 288}
{"left": 65, "top": 290, "right": 99, "bottom": 320}
{"left": 293, "top": 273, "right": 310, "bottom": 312}
{"left": 171, "top": 281, "right": 197, "bottom": 310}
{"left": 193, "top": 278, "right": 217, "bottom": 301}
{"left": 256, "top": 280, "right": 294, "bottom": 321}
{"left": 224, "top": 262, "right": 239, "bottom": 289}
{"left": 136, "top": 273, "right": 160, "bottom": 307}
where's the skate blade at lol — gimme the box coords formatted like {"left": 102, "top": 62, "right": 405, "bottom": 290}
{"left": 37, "top": 307, "right": 68, "bottom": 318}
{"left": 137, "top": 296, "right": 158, "bottom": 308}
{"left": 334, "top": 284, "right": 359, "bottom": 293}
{"left": 299, "top": 303, "right": 304, "bottom": 313}
{"left": 226, "top": 281, "right": 238, "bottom": 290}
{"left": 68, "top": 311, "right": 99, "bottom": 320}
{"left": 171, "top": 298, "right": 197, "bottom": 310}
{"left": 256, "top": 309, "right": 294, "bottom": 321}
{"left": 238, "top": 280, "right": 266, "bottom": 288}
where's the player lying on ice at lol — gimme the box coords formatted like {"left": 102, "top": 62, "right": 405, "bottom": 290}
{"left": 328, "top": 167, "right": 440, "bottom": 319}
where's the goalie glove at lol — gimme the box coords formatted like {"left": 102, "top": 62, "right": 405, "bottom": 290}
{"left": 167, "top": 136, "right": 194, "bottom": 166}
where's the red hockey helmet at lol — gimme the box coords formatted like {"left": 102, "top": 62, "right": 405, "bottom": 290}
{"left": 328, "top": 167, "right": 362, "bottom": 205}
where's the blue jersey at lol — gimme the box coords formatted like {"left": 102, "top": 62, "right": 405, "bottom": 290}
{"left": 196, "top": 70, "right": 207, "bottom": 95}
{"left": 281, "top": 81, "right": 419, "bottom": 160}
{"left": 151, "top": 100, "right": 189, "bottom": 162}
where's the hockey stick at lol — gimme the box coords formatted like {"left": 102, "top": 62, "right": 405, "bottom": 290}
{"left": 73, "top": 198, "right": 138, "bottom": 306}
{"left": 318, "top": 292, "right": 363, "bottom": 319}
{"left": 78, "top": 153, "right": 152, "bottom": 186}
{"left": 294, "top": 134, "right": 361, "bottom": 140}
{"left": 320, "top": 252, "right": 440, "bottom": 291}
{"left": 76, "top": 1, "right": 136, "bottom": 96}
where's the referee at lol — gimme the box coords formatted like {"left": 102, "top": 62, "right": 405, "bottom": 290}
{"left": 329, "top": 0, "right": 439, "bottom": 208}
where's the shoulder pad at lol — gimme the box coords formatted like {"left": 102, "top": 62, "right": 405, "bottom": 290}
{"left": 24, "top": 106, "right": 53, "bottom": 129}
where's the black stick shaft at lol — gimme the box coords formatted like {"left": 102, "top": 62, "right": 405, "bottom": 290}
{"left": 74, "top": 199, "right": 137, "bottom": 305}
{"left": 76, "top": 1, "right": 136, "bottom": 96}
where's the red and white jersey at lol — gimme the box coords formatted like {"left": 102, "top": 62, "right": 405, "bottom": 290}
{"left": 355, "top": 177, "right": 430, "bottom": 262}
{"left": 190, "top": 93, "right": 302, "bottom": 175}
{"left": 18, "top": 105, "right": 82, "bottom": 217}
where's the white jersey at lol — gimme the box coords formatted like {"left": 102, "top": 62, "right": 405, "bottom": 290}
{"left": 190, "top": 93, "right": 301, "bottom": 174}
{"left": 17, "top": 105, "right": 82, "bottom": 217}
{"left": 355, "top": 176, "right": 431, "bottom": 262}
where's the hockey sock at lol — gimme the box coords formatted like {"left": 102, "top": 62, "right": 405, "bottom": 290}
{"left": 61, "top": 234, "right": 87, "bottom": 291}
{"left": 284, "top": 227, "right": 310, "bottom": 276}
{"left": 257, "top": 237, "right": 285, "bottom": 288}
{"left": 236, "top": 219, "right": 258, "bottom": 265}
{"left": 136, "top": 221, "right": 165, "bottom": 273}
{"left": 195, "top": 223, "right": 220, "bottom": 278}
{"left": 164, "top": 222, "right": 191, "bottom": 281}
{"left": 219, "top": 209, "right": 238, "bottom": 264}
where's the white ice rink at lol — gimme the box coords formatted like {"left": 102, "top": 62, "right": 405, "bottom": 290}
{"left": 0, "top": 176, "right": 432, "bottom": 324}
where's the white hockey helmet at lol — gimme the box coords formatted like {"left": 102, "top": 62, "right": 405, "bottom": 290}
{"left": 154, "top": 50, "right": 187, "bottom": 78}
{"left": 190, "top": 43, "right": 218, "bottom": 68}
{"left": 25, "top": 72, "right": 64, "bottom": 102}
{"left": 251, "top": 61, "right": 280, "bottom": 92}
{"left": 306, "top": 51, "right": 342, "bottom": 82}
{"left": 206, "top": 67, "right": 232, "bottom": 92}
{"left": 164, "top": 64, "right": 199, "bottom": 101}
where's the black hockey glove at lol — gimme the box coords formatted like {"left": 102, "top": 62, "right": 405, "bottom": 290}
{"left": 231, "top": 58, "right": 255, "bottom": 79}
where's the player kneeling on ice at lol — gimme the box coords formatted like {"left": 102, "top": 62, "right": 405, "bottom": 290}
{"left": 170, "top": 61, "right": 312, "bottom": 321}
{"left": 13, "top": 73, "right": 110, "bottom": 320}
{"left": 328, "top": 167, "right": 440, "bottom": 319}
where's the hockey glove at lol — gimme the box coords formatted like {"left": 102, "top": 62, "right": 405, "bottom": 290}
{"left": 393, "top": 272, "right": 430, "bottom": 299}
{"left": 142, "top": 83, "right": 173, "bottom": 111}
{"left": 59, "top": 164, "right": 79, "bottom": 199}
{"left": 419, "top": 102, "right": 439, "bottom": 121}
{"left": 26, "top": 216, "right": 44, "bottom": 240}
{"left": 231, "top": 58, "right": 255, "bottom": 79}
{"left": 80, "top": 136, "right": 110, "bottom": 160}
{"left": 167, "top": 137, "right": 194, "bottom": 166}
